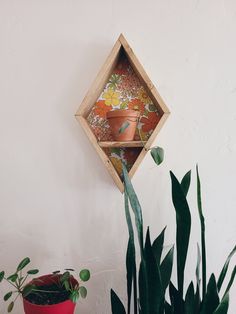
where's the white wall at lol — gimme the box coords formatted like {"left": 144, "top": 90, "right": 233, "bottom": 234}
{"left": 0, "top": 0, "right": 235, "bottom": 313}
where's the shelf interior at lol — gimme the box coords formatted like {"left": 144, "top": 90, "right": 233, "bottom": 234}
{"left": 102, "top": 147, "right": 142, "bottom": 177}
{"left": 86, "top": 49, "right": 162, "bottom": 178}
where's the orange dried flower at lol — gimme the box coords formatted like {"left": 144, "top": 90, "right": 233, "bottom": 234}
{"left": 141, "top": 112, "right": 161, "bottom": 132}
{"left": 94, "top": 100, "right": 111, "bottom": 118}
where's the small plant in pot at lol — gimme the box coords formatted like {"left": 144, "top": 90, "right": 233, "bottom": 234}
{"left": 106, "top": 109, "right": 140, "bottom": 141}
{"left": 0, "top": 257, "right": 90, "bottom": 314}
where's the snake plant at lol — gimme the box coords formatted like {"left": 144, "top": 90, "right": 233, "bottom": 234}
{"left": 111, "top": 163, "right": 236, "bottom": 314}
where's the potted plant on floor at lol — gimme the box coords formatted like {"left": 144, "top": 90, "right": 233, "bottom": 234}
{"left": 0, "top": 258, "right": 90, "bottom": 314}
{"left": 110, "top": 163, "right": 236, "bottom": 314}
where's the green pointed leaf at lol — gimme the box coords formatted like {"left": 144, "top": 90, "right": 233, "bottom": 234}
{"left": 79, "top": 286, "right": 87, "bottom": 298}
{"left": 27, "top": 269, "right": 39, "bottom": 275}
{"left": 139, "top": 259, "right": 149, "bottom": 313}
{"left": 152, "top": 227, "right": 166, "bottom": 266}
{"left": 124, "top": 190, "right": 135, "bottom": 242}
{"left": 213, "top": 293, "right": 229, "bottom": 314}
{"left": 126, "top": 237, "right": 136, "bottom": 314}
{"left": 4, "top": 292, "right": 13, "bottom": 301}
{"left": 170, "top": 171, "right": 191, "bottom": 298}
{"left": 196, "top": 165, "right": 207, "bottom": 298}
{"left": 184, "top": 282, "right": 195, "bottom": 314}
{"left": 79, "top": 269, "right": 90, "bottom": 282}
{"left": 119, "top": 121, "right": 130, "bottom": 134}
{"left": 124, "top": 189, "right": 138, "bottom": 314}
{"left": 194, "top": 285, "right": 201, "bottom": 314}
{"left": 7, "top": 274, "right": 18, "bottom": 282}
{"left": 144, "top": 228, "right": 163, "bottom": 313}
{"left": 164, "top": 302, "right": 173, "bottom": 314}
{"left": 223, "top": 265, "right": 236, "bottom": 298}
{"left": 110, "top": 289, "right": 126, "bottom": 314}
{"left": 217, "top": 245, "right": 236, "bottom": 292}
{"left": 181, "top": 170, "right": 191, "bottom": 197}
{"left": 150, "top": 147, "right": 164, "bottom": 166}
{"left": 159, "top": 302, "right": 165, "bottom": 314}
{"left": 0, "top": 271, "right": 5, "bottom": 282}
{"left": 196, "top": 243, "right": 201, "bottom": 290}
{"left": 7, "top": 301, "right": 14, "bottom": 313}
{"left": 123, "top": 164, "right": 143, "bottom": 251}
{"left": 17, "top": 257, "right": 30, "bottom": 272}
{"left": 169, "top": 281, "right": 184, "bottom": 313}
{"left": 201, "top": 274, "right": 219, "bottom": 314}
{"left": 195, "top": 246, "right": 201, "bottom": 314}
{"left": 124, "top": 190, "right": 136, "bottom": 314}
{"left": 160, "top": 246, "right": 174, "bottom": 293}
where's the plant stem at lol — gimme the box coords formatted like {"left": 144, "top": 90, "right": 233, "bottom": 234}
{"left": 20, "top": 274, "right": 28, "bottom": 288}
{"left": 13, "top": 292, "right": 20, "bottom": 303}
{"left": 133, "top": 267, "right": 138, "bottom": 314}
{"left": 137, "top": 117, "right": 147, "bottom": 150}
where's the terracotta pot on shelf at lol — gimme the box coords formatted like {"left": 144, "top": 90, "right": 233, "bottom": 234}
{"left": 106, "top": 109, "right": 140, "bottom": 141}
{"left": 23, "top": 274, "right": 78, "bottom": 314}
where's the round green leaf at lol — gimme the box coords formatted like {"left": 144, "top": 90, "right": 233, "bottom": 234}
{"left": 79, "top": 269, "right": 90, "bottom": 282}
{"left": 4, "top": 292, "right": 12, "bottom": 301}
{"left": 27, "top": 269, "right": 39, "bottom": 275}
{"left": 79, "top": 286, "right": 87, "bottom": 298}
{"left": 0, "top": 271, "right": 5, "bottom": 282}
{"left": 7, "top": 274, "right": 18, "bottom": 283}
{"left": 150, "top": 146, "right": 164, "bottom": 166}
{"left": 17, "top": 257, "right": 30, "bottom": 272}
{"left": 7, "top": 301, "right": 14, "bottom": 313}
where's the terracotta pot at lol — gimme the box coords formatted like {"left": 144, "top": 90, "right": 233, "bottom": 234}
{"left": 106, "top": 109, "right": 140, "bottom": 141}
{"left": 23, "top": 274, "right": 78, "bottom": 314}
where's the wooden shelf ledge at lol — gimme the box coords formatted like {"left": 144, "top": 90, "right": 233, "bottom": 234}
{"left": 98, "top": 141, "right": 147, "bottom": 148}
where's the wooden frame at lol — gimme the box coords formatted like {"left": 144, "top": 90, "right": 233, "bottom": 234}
{"left": 75, "top": 34, "right": 170, "bottom": 192}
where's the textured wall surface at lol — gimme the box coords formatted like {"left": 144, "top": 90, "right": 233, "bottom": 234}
{"left": 0, "top": 0, "right": 236, "bottom": 313}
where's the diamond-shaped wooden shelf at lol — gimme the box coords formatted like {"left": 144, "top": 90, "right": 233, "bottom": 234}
{"left": 75, "top": 34, "right": 170, "bottom": 192}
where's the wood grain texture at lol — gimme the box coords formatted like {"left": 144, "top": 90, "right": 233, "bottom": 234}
{"left": 98, "top": 141, "right": 147, "bottom": 148}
